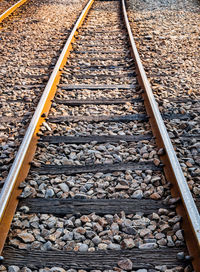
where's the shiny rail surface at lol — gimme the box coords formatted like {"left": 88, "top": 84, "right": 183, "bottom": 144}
{"left": 0, "top": 0, "right": 94, "bottom": 253}
{"left": 122, "top": 0, "right": 200, "bottom": 270}
{"left": 0, "top": 0, "right": 200, "bottom": 270}
{"left": 0, "top": 0, "right": 28, "bottom": 23}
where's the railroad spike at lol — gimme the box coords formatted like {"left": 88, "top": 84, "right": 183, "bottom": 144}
{"left": 185, "top": 255, "right": 194, "bottom": 261}
{"left": 168, "top": 197, "right": 181, "bottom": 205}
{"left": 157, "top": 148, "right": 165, "bottom": 155}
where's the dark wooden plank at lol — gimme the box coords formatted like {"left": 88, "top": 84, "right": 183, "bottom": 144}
{"left": 48, "top": 113, "right": 192, "bottom": 124}
{"left": 64, "top": 65, "right": 134, "bottom": 70}
{"left": 81, "top": 26, "right": 123, "bottom": 30}
{"left": 54, "top": 98, "right": 142, "bottom": 106}
{"left": 58, "top": 84, "right": 136, "bottom": 90}
{"left": 77, "top": 38, "right": 126, "bottom": 43}
{"left": 0, "top": 113, "right": 190, "bottom": 125}
{"left": 14, "top": 84, "right": 46, "bottom": 89}
{"left": 32, "top": 162, "right": 161, "bottom": 175}
{"left": 2, "top": 247, "right": 188, "bottom": 269}
{"left": 162, "top": 113, "right": 191, "bottom": 120}
{"left": 161, "top": 98, "right": 200, "bottom": 103}
{"left": 0, "top": 114, "right": 32, "bottom": 123}
{"left": 67, "top": 57, "right": 132, "bottom": 62}
{"left": 73, "top": 50, "right": 129, "bottom": 54}
{"left": 18, "top": 198, "right": 168, "bottom": 215}
{"left": 39, "top": 134, "right": 153, "bottom": 144}
{"left": 48, "top": 114, "right": 148, "bottom": 123}
{"left": 61, "top": 72, "right": 136, "bottom": 79}
{"left": 179, "top": 134, "right": 200, "bottom": 140}
{"left": 0, "top": 116, "right": 20, "bottom": 123}
{"left": 75, "top": 44, "right": 128, "bottom": 49}
{"left": 80, "top": 30, "right": 125, "bottom": 34}
{"left": 21, "top": 74, "right": 49, "bottom": 79}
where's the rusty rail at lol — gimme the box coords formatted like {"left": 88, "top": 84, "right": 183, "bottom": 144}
{"left": 0, "top": 0, "right": 94, "bottom": 253}
{"left": 0, "top": 0, "right": 29, "bottom": 23}
{"left": 122, "top": 0, "right": 200, "bottom": 270}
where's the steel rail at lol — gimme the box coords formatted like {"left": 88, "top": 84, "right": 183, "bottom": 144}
{"left": 0, "top": 0, "right": 94, "bottom": 254}
{"left": 0, "top": 0, "right": 29, "bottom": 23}
{"left": 122, "top": 0, "right": 200, "bottom": 270}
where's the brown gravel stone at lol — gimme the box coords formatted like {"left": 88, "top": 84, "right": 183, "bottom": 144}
{"left": 17, "top": 232, "right": 35, "bottom": 243}
{"left": 0, "top": 0, "right": 88, "bottom": 182}
{"left": 117, "top": 259, "right": 133, "bottom": 271}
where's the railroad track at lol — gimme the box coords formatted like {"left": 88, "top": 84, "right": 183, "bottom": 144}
{"left": 0, "top": 0, "right": 200, "bottom": 270}
{"left": 0, "top": 0, "right": 28, "bottom": 23}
